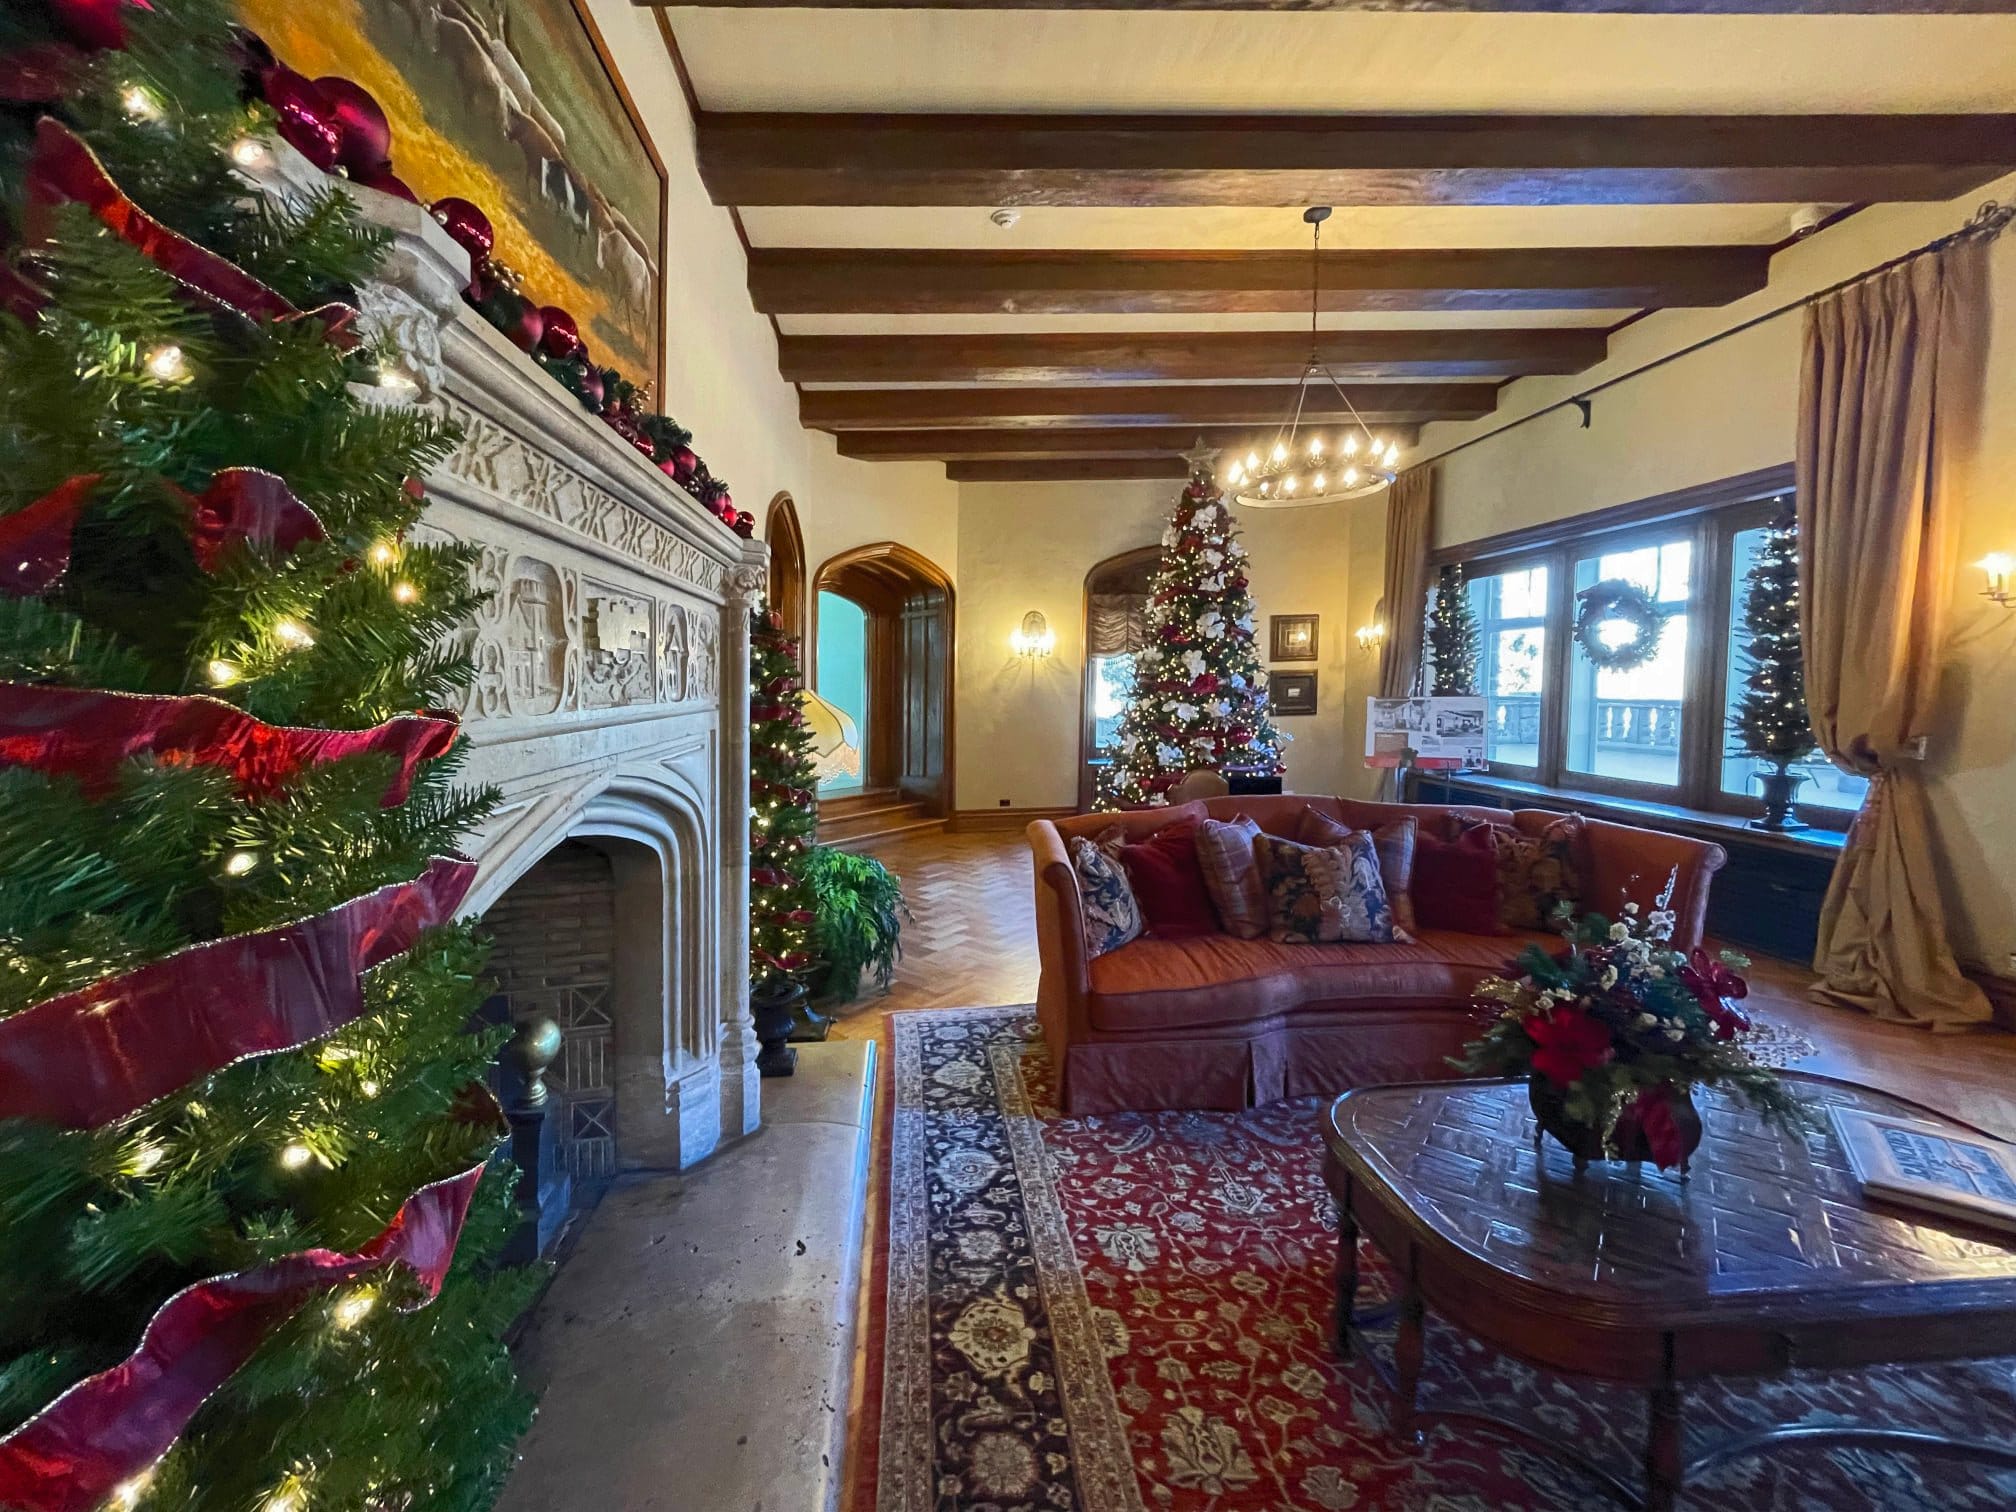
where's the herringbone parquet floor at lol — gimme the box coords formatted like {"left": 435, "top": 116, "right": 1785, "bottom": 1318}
{"left": 829, "top": 829, "right": 2016, "bottom": 1137}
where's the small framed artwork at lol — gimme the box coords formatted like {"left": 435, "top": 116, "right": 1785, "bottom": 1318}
{"left": 1271, "top": 671, "right": 1319, "bottom": 716}
{"left": 1270, "top": 614, "right": 1319, "bottom": 662}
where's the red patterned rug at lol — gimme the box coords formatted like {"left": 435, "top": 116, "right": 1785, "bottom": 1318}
{"left": 850, "top": 1007, "right": 2016, "bottom": 1512}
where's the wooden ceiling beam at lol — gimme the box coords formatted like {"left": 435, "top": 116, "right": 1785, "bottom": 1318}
{"left": 947, "top": 459, "right": 1195, "bottom": 483}
{"left": 748, "top": 247, "right": 1768, "bottom": 315}
{"left": 782, "top": 327, "right": 1606, "bottom": 384}
{"left": 804, "top": 381, "right": 1492, "bottom": 430}
{"left": 835, "top": 425, "right": 1419, "bottom": 461}
{"left": 700, "top": 112, "right": 2016, "bottom": 208}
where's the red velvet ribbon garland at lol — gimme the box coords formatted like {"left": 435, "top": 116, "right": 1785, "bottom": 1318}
{"left": 0, "top": 1161, "right": 487, "bottom": 1512}
{"left": 20, "top": 117, "right": 360, "bottom": 349}
{"left": 0, "top": 855, "right": 475, "bottom": 1130}
{"left": 0, "top": 469, "right": 326, "bottom": 597}
{"left": 0, "top": 685, "right": 456, "bottom": 805}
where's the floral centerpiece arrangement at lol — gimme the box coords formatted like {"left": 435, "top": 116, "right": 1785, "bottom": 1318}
{"left": 1454, "top": 876, "right": 1810, "bottom": 1171}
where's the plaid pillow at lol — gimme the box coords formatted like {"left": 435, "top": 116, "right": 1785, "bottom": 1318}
{"left": 1299, "top": 809, "right": 1418, "bottom": 935}
{"left": 1460, "top": 814, "right": 1583, "bottom": 930}
{"left": 1194, "top": 814, "right": 1269, "bottom": 939}
{"left": 1255, "top": 832, "right": 1409, "bottom": 945}
{"left": 1068, "top": 835, "right": 1143, "bottom": 957}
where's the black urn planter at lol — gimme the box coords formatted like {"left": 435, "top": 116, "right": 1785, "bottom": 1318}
{"left": 1750, "top": 766, "right": 1810, "bottom": 833}
{"left": 752, "top": 978, "right": 803, "bottom": 1078}
{"left": 1529, "top": 1077, "right": 1703, "bottom": 1174}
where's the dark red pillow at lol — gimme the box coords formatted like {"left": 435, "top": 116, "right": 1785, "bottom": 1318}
{"left": 1116, "top": 822, "right": 1219, "bottom": 939}
{"left": 1410, "top": 823, "right": 1503, "bottom": 935}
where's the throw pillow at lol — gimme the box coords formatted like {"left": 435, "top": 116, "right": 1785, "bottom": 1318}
{"left": 1254, "top": 832, "right": 1409, "bottom": 945}
{"left": 1298, "top": 809, "right": 1419, "bottom": 934}
{"left": 1462, "top": 814, "right": 1584, "bottom": 931}
{"left": 1411, "top": 824, "right": 1503, "bottom": 935}
{"left": 1116, "top": 822, "right": 1219, "bottom": 939}
{"left": 1194, "top": 814, "right": 1270, "bottom": 940}
{"left": 1068, "top": 835, "right": 1143, "bottom": 957}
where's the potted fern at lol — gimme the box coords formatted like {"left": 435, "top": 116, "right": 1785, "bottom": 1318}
{"left": 803, "top": 846, "right": 909, "bottom": 1004}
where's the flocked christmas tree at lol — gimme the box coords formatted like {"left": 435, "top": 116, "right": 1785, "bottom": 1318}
{"left": 0, "top": 3, "right": 534, "bottom": 1507}
{"left": 1097, "top": 458, "right": 1286, "bottom": 808}
{"left": 1730, "top": 501, "right": 1817, "bottom": 827}
{"left": 749, "top": 610, "right": 820, "bottom": 986}
{"left": 1426, "top": 561, "right": 1480, "bottom": 696}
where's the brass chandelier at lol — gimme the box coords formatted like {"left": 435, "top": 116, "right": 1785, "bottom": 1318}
{"left": 1225, "top": 207, "right": 1402, "bottom": 509}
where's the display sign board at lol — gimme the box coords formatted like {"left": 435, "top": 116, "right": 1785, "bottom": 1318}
{"left": 1365, "top": 696, "right": 1487, "bottom": 770}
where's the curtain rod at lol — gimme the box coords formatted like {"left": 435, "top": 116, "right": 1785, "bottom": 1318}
{"left": 1411, "top": 199, "right": 2016, "bottom": 474}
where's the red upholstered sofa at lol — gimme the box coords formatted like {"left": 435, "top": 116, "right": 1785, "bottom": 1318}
{"left": 1028, "top": 795, "right": 1727, "bottom": 1116}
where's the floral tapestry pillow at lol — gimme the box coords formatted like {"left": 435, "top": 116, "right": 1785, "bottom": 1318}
{"left": 1255, "top": 832, "right": 1410, "bottom": 945}
{"left": 1298, "top": 809, "right": 1418, "bottom": 935}
{"left": 1462, "top": 815, "right": 1584, "bottom": 931}
{"left": 1068, "top": 835, "right": 1143, "bottom": 957}
{"left": 1194, "top": 814, "right": 1269, "bottom": 940}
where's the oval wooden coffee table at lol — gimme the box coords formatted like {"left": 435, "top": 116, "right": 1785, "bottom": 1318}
{"left": 1322, "top": 1074, "right": 2016, "bottom": 1511}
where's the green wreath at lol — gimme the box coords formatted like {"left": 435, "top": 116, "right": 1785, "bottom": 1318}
{"left": 1573, "top": 579, "right": 1667, "bottom": 671}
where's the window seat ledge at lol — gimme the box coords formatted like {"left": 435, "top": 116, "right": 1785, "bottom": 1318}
{"left": 1409, "top": 772, "right": 1847, "bottom": 856}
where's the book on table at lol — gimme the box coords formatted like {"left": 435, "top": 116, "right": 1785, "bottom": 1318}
{"left": 1830, "top": 1105, "right": 2016, "bottom": 1237}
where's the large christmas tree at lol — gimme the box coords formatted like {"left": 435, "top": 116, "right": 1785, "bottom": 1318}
{"left": 0, "top": 3, "right": 533, "bottom": 1508}
{"left": 1730, "top": 502, "right": 1817, "bottom": 776}
{"left": 1097, "top": 460, "right": 1286, "bottom": 808}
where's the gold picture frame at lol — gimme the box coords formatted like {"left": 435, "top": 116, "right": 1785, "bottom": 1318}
{"left": 1269, "top": 614, "right": 1319, "bottom": 663}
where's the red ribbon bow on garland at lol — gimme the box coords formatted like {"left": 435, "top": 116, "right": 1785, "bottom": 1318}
{"left": 1679, "top": 947, "right": 1752, "bottom": 1040}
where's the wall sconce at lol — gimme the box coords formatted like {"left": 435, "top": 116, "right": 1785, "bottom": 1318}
{"left": 1354, "top": 620, "right": 1386, "bottom": 652}
{"left": 1980, "top": 553, "right": 2014, "bottom": 608}
{"left": 1010, "top": 610, "right": 1055, "bottom": 659}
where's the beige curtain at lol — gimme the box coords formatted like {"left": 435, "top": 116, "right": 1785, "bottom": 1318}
{"left": 1375, "top": 465, "right": 1436, "bottom": 798}
{"left": 1378, "top": 465, "right": 1436, "bottom": 700}
{"left": 1796, "top": 238, "right": 1992, "bottom": 1030}
{"left": 1086, "top": 593, "right": 1149, "bottom": 657}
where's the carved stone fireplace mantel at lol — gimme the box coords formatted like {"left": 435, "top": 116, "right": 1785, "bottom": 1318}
{"left": 249, "top": 149, "right": 767, "bottom": 1181}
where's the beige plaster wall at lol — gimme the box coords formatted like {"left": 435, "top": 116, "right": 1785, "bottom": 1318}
{"left": 1391, "top": 175, "right": 2016, "bottom": 977}
{"left": 953, "top": 480, "right": 1377, "bottom": 811}
{"left": 583, "top": 2, "right": 959, "bottom": 612}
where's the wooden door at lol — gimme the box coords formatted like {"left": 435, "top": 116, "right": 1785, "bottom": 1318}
{"left": 899, "top": 590, "right": 948, "bottom": 812}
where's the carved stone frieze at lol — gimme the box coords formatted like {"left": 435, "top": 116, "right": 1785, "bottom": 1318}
{"left": 689, "top": 611, "right": 720, "bottom": 704}
{"left": 355, "top": 282, "right": 447, "bottom": 399}
{"left": 660, "top": 603, "right": 690, "bottom": 704}
{"left": 582, "top": 585, "right": 657, "bottom": 710}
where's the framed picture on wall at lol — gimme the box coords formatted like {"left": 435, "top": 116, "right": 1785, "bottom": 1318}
{"left": 1271, "top": 671, "right": 1318, "bottom": 716}
{"left": 1269, "top": 614, "right": 1319, "bottom": 662}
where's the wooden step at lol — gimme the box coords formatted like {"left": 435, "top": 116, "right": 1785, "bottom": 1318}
{"left": 825, "top": 814, "right": 948, "bottom": 853}
{"left": 819, "top": 798, "right": 929, "bottom": 843}
{"left": 816, "top": 787, "right": 901, "bottom": 819}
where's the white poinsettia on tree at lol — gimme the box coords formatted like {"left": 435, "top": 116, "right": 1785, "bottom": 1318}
{"left": 1096, "top": 461, "right": 1288, "bottom": 809}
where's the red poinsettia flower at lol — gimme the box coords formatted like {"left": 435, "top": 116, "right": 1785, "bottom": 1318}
{"left": 1525, "top": 1005, "right": 1615, "bottom": 1087}
{"left": 1679, "top": 947, "right": 1751, "bottom": 1039}
{"left": 1626, "top": 1085, "right": 1688, "bottom": 1170}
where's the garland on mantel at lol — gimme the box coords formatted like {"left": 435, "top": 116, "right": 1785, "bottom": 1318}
{"left": 235, "top": 30, "right": 755, "bottom": 540}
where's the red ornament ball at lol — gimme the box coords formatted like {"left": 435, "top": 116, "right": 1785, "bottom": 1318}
{"left": 575, "top": 362, "right": 605, "bottom": 410}
{"left": 668, "top": 445, "right": 698, "bottom": 485}
{"left": 314, "top": 75, "right": 392, "bottom": 175}
{"left": 261, "top": 66, "right": 341, "bottom": 173}
{"left": 733, "top": 511, "right": 756, "bottom": 539}
{"left": 48, "top": 0, "right": 130, "bottom": 52}
{"left": 429, "top": 197, "right": 494, "bottom": 261}
{"left": 538, "top": 306, "right": 583, "bottom": 361}
{"left": 352, "top": 166, "right": 417, "bottom": 203}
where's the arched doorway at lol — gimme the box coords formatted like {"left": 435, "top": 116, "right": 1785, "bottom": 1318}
{"left": 813, "top": 542, "right": 955, "bottom": 817}
{"left": 765, "top": 493, "right": 806, "bottom": 646}
{"left": 1079, "top": 545, "right": 1160, "bottom": 811}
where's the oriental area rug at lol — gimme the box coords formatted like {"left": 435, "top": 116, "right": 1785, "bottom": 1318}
{"left": 848, "top": 1007, "right": 2016, "bottom": 1512}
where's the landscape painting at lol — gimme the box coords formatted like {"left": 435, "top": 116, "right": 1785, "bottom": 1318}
{"left": 239, "top": 0, "right": 665, "bottom": 391}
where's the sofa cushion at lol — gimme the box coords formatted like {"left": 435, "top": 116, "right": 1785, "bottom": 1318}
{"left": 1195, "top": 814, "right": 1270, "bottom": 939}
{"left": 1068, "top": 835, "right": 1142, "bottom": 957}
{"left": 1254, "top": 831, "right": 1409, "bottom": 944}
{"left": 1413, "top": 824, "right": 1503, "bottom": 934}
{"left": 1085, "top": 928, "right": 1555, "bottom": 1034}
{"left": 1115, "top": 821, "right": 1218, "bottom": 939}
{"left": 1300, "top": 808, "right": 1418, "bottom": 934}
{"left": 1464, "top": 812, "right": 1584, "bottom": 931}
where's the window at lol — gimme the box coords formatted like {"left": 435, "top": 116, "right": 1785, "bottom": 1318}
{"left": 814, "top": 590, "right": 868, "bottom": 794}
{"left": 1088, "top": 652, "right": 1136, "bottom": 757}
{"left": 1451, "top": 470, "right": 1858, "bottom": 829}
{"left": 1469, "top": 565, "right": 1548, "bottom": 770}
{"left": 1565, "top": 536, "right": 1691, "bottom": 789}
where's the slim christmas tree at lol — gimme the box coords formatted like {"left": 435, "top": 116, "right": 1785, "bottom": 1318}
{"left": 1730, "top": 502, "right": 1817, "bottom": 829}
{"left": 1426, "top": 561, "right": 1481, "bottom": 697}
{"left": 0, "top": 4, "right": 532, "bottom": 1508}
{"left": 1097, "top": 460, "right": 1286, "bottom": 808}
{"left": 749, "top": 610, "right": 820, "bottom": 986}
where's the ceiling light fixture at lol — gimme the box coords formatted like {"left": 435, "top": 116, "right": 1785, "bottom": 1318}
{"left": 1224, "top": 207, "right": 1401, "bottom": 510}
